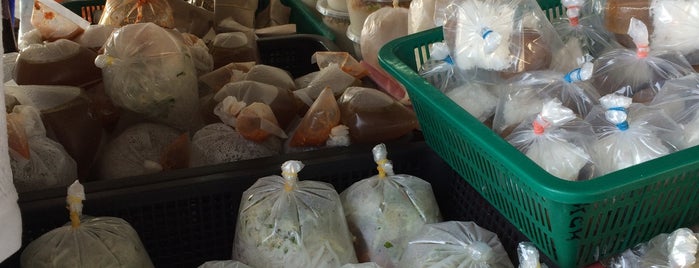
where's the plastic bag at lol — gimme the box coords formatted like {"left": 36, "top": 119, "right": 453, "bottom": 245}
{"left": 650, "top": 74, "right": 699, "bottom": 149}
{"left": 169, "top": 0, "right": 215, "bottom": 38}
{"left": 15, "top": 39, "right": 102, "bottom": 88}
{"left": 608, "top": 228, "right": 699, "bottom": 268}
{"left": 591, "top": 18, "right": 694, "bottom": 103}
{"left": 215, "top": 80, "right": 298, "bottom": 129}
{"left": 493, "top": 63, "right": 601, "bottom": 136}
{"left": 553, "top": 0, "right": 621, "bottom": 61}
{"left": 8, "top": 105, "right": 77, "bottom": 192}
{"left": 99, "top": 0, "right": 175, "bottom": 28}
{"left": 340, "top": 144, "right": 441, "bottom": 267}
{"left": 190, "top": 123, "right": 282, "bottom": 167}
{"left": 397, "top": 221, "right": 514, "bottom": 268}
{"left": 73, "top": 25, "right": 118, "bottom": 51}
{"left": 590, "top": 0, "right": 653, "bottom": 48}
{"left": 199, "top": 261, "right": 253, "bottom": 268}
{"left": 518, "top": 242, "right": 546, "bottom": 268}
{"left": 443, "top": 0, "right": 576, "bottom": 74}
{"left": 30, "top": 0, "right": 90, "bottom": 41}
{"left": 212, "top": 19, "right": 259, "bottom": 68}
{"left": 214, "top": 0, "right": 257, "bottom": 29}
{"left": 408, "top": 0, "right": 438, "bottom": 34}
{"left": 584, "top": 94, "right": 682, "bottom": 176}
{"left": 288, "top": 88, "right": 341, "bottom": 147}
{"left": 506, "top": 99, "right": 595, "bottom": 181}
{"left": 295, "top": 71, "right": 319, "bottom": 89}
{"left": 20, "top": 181, "right": 154, "bottom": 267}
{"left": 341, "top": 263, "right": 384, "bottom": 268}
{"left": 244, "top": 64, "right": 295, "bottom": 91}
{"left": 95, "top": 23, "right": 202, "bottom": 131}
{"left": 214, "top": 96, "right": 288, "bottom": 142}
{"left": 233, "top": 160, "right": 358, "bottom": 268}
{"left": 312, "top": 52, "right": 368, "bottom": 79}
{"left": 199, "top": 61, "right": 256, "bottom": 93}
{"left": 294, "top": 63, "right": 359, "bottom": 107}
{"left": 651, "top": 0, "right": 699, "bottom": 67}
{"left": 339, "top": 87, "right": 418, "bottom": 144}
{"left": 182, "top": 33, "right": 214, "bottom": 76}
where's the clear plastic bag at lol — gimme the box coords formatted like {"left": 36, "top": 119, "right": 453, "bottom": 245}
{"left": 169, "top": 0, "right": 214, "bottom": 38}
{"left": 408, "top": 0, "right": 438, "bottom": 34}
{"left": 650, "top": 74, "right": 699, "bottom": 149}
{"left": 233, "top": 160, "right": 358, "bottom": 268}
{"left": 608, "top": 228, "right": 699, "bottom": 268}
{"left": 199, "top": 261, "right": 253, "bottom": 268}
{"left": 20, "top": 181, "right": 154, "bottom": 267}
{"left": 443, "top": 0, "right": 577, "bottom": 74}
{"left": 214, "top": 80, "right": 298, "bottom": 129}
{"left": 493, "top": 63, "right": 601, "bottom": 136}
{"left": 506, "top": 99, "right": 595, "bottom": 181}
{"left": 553, "top": 0, "right": 621, "bottom": 61}
{"left": 15, "top": 39, "right": 102, "bottom": 88}
{"left": 190, "top": 123, "right": 282, "bottom": 167}
{"left": 30, "top": 0, "right": 90, "bottom": 41}
{"left": 244, "top": 64, "right": 295, "bottom": 91}
{"left": 294, "top": 63, "right": 359, "bottom": 107}
{"left": 651, "top": 0, "right": 699, "bottom": 67}
{"left": 199, "top": 62, "right": 256, "bottom": 94}
{"left": 312, "top": 52, "right": 368, "bottom": 79}
{"left": 288, "top": 88, "right": 341, "bottom": 147}
{"left": 341, "top": 263, "right": 384, "bottom": 268}
{"left": 212, "top": 19, "right": 259, "bottom": 68}
{"left": 182, "top": 33, "right": 214, "bottom": 77}
{"left": 99, "top": 0, "right": 175, "bottom": 28}
{"left": 8, "top": 105, "right": 77, "bottom": 192}
{"left": 584, "top": 94, "right": 683, "bottom": 176}
{"left": 588, "top": 0, "right": 653, "bottom": 48}
{"left": 214, "top": 96, "right": 288, "bottom": 142}
{"left": 591, "top": 18, "right": 694, "bottom": 103}
{"left": 95, "top": 23, "right": 202, "bottom": 131}
{"left": 518, "top": 242, "right": 547, "bottom": 268}
{"left": 73, "top": 25, "right": 118, "bottom": 51}
{"left": 397, "top": 221, "right": 514, "bottom": 268}
{"left": 339, "top": 87, "right": 418, "bottom": 144}
{"left": 340, "top": 144, "right": 442, "bottom": 267}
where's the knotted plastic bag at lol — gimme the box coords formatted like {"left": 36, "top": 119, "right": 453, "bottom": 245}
{"left": 8, "top": 105, "right": 76, "bottom": 192}
{"left": 73, "top": 25, "right": 118, "bottom": 51}
{"left": 182, "top": 33, "right": 214, "bottom": 77}
{"left": 591, "top": 18, "right": 694, "bottom": 103}
{"left": 244, "top": 64, "right": 295, "bottom": 91}
{"left": 312, "top": 52, "right": 368, "bottom": 79}
{"left": 650, "top": 74, "right": 699, "bottom": 149}
{"left": 340, "top": 144, "right": 441, "bottom": 267}
{"left": 98, "top": 123, "right": 187, "bottom": 180}
{"left": 506, "top": 99, "right": 595, "bottom": 181}
{"left": 31, "top": 0, "right": 90, "bottom": 41}
{"left": 214, "top": 96, "right": 288, "bottom": 142}
{"left": 190, "top": 123, "right": 282, "bottom": 167}
{"left": 651, "top": 0, "right": 699, "bottom": 68}
{"left": 339, "top": 87, "right": 418, "bottom": 144}
{"left": 553, "top": 0, "right": 621, "bottom": 61}
{"left": 584, "top": 94, "right": 682, "bottom": 176}
{"left": 288, "top": 88, "right": 341, "bottom": 147}
{"left": 493, "top": 63, "right": 601, "bottom": 136}
{"left": 20, "top": 181, "right": 154, "bottom": 267}
{"left": 95, "top": 22, "right": 202, "bottom": 131}
{"left": 443, "top": 0, "right": 576, "bottom": 74}
{"left": 233, "top": 160, "right": 358, "bottom": 268}
{"left": 294, "top": 63, "right": 359, "bottom": 107}
{"left": 99, "top": 0, "right": 175, "bottom": 28}
{"left": 214, "top": 80, "right": 298, "bottom": 129}
{"left": 397, "top": 221, "right": 514, "bottom": 268}
{"left": 608, "top": 228, "right": 699, "bottom": 268}
{"left": 15, "top": 39, "right": 102, "bottom": 88}
{"left": 518, "top": 242, "right": 547, "bottom": 268}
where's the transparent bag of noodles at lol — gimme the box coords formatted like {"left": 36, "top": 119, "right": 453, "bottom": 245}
{"left": 608, "top": 228, "right": 699, "bottom": 268}
{"left": 443, "top": 0, "right": 577, "bottom": 75}
{"left": 95, "top": 22, "right": 202, "bottom": 131}
{"left": 20, "top": 181, "right": 154, "bottom": 267}
{"left": 553, "top": 0, "right": 621, "bottom": 61}
{"left": 340, "top": 144, "right": 441, "bottom": 267}
{"left": 214, "top": 80, "right": 298, "bottom": 129}
{"left": 590, "top": 18, "right": 694, "bottom": 103}
{"left": 584, "top": 94, "right": 683, "bottom": 176}
{"left": 339, "top": 87, "right": 419, "bottom": 144}
{"left": 493, "top": 63, "right": 601, "bottom": 136}
{"left": 233, "top": 160, "right": 358, "bottom": 268}
{"left": 651, "top": 0, "right": 699, "bottom": 70}
{"left": 97, "top": 123, "right": 188, "bottom": 180}
{"left": 190, "top": 123, "right": 282, "bottom": 167}
{"left": 397, "top": 221, "right": 514, "bottom": 268}
{"left": 505, "top": 99, "right": 595, "bottom": 181}
{"left": 99, "top": 0, "right": 175, "bottom": 28}
{"left": 8, "top": 105, "right": 76, "bottom": 192}
{"left": 31, "top": 0, "right": 90, "bottom": 41}
{"left": 650, "top": 74, "right": 699, "bottom": 149}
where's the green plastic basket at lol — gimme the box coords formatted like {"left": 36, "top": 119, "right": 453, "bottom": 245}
{"left": 62, "top": 0, "right": 335, "bottom": 40}
{"left": 378, "top": 2, "right": 699, "bottom": 268}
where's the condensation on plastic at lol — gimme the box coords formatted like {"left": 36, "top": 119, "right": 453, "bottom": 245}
{"left": 190, "top": 123, "right": 282, "bottom": 167}
{"left": 493, "top": 64, "right": 601, "bottom": 136}
{"left": 233, "top": 160, "right": 357, "bottom": 268}
{"left": 584, "top": 94, "right": 683, "bottom": 176}
{"left": 553, "top": 0, "right": 621, "bottom": 60}
{"left": 650, "top": 73, "right": 699, "bottom": 149}
{"left": 96, "top": 23, "right": 202, "bottom": 131}
{"left": 397, "top": 221, "right": 514, "bottom": 268}
{"left": 651, "top": 0, "right": 699, "bottom": 66}
{"left": 506, "top": 99, "right": 595, "bottom": 181}
{"left": 591, "top": 18, "right": 694, "bottom": 101}
{"left": 31, "top": 0, "right": 90, "bottom": 41}
{"left": 99, "top": 0, "right": 175, "bottom": 28}
{"left": 339, "top": 144, "right": 441, "bottom": 267}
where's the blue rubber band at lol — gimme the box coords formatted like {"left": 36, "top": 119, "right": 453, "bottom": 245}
{"left": 444, "top": 56, "right": 453, "bottom": 65}
{"left": 616, "top": 121, "right": 629, "bottom": 131}
{"left": 564, "top": 68, "right": 582, "bottom": 83}
{"left": 608, "top": 107, "right": 626, "bottom": 113}
{"left": 482, "top": 29, "right": 493, "bottom": 39}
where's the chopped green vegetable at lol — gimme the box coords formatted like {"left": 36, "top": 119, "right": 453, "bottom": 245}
{"left": 384, "top": 242, "right": 393, "bottom": 248}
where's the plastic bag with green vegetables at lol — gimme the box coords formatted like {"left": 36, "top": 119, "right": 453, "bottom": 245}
{"left": 340, "top": 144, "right": 442, "bottom": 267}
{"left": 20, "top": 180, "right": 154, "bottom": 267}
{"left": 233, "top": 160, "right": 358, "bottom": 268}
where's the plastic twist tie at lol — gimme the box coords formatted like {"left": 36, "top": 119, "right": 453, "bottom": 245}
{"left": 636, "top": 44, "right": 650, "bottom": 58}
{"left": 608, "top": 107, "right": 629, "bottom": 131}
{"left": 564, "top": 67, "right": 583, "bottom": 83}
{"left": 377, "top": 159, "right": 389, "bottom": 178}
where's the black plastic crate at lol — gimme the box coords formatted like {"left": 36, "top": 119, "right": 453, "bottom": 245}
{"left": 258, "top": 34, "right": 339, "bottom": 78}
{"left": 1, "top": 141, "right": 554, "bottom": 267}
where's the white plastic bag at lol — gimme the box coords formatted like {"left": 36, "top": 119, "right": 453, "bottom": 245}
{"left": 608, "top": 228, "right": 699, "bottom": 268}
{"left": 584, "top": 94, "right": 683, "bottom": 176}
{"left": 340, "top": 144, "right": 442, "bottom": 267}
{"left": 650, "top": 74, "right": 699, "bottom": 149}
{"left": 233, "top": 160, "right": 358, "bottom": 268}
{"left": 397, "top": 221, "right": 514, "bottom": 268}
{"left": 651, "top": 0, "right": 699, "bottom": 67}
{"left": 518, "top": 242, "right": 547, "bottom": 268}
{"left": 95, "top": 23, "right": 202, "bottom": 131}
{"left": 190, "top": 123, "right": 282, "bottom": 167}
{"left": 591, "top": 18, "right": 694, "bottom": 103}
{"left": 506, "top": 99, "right": 595, "bottom": 181}
{"left": 20, "top": 181, "right": 154, "bottom": 267}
